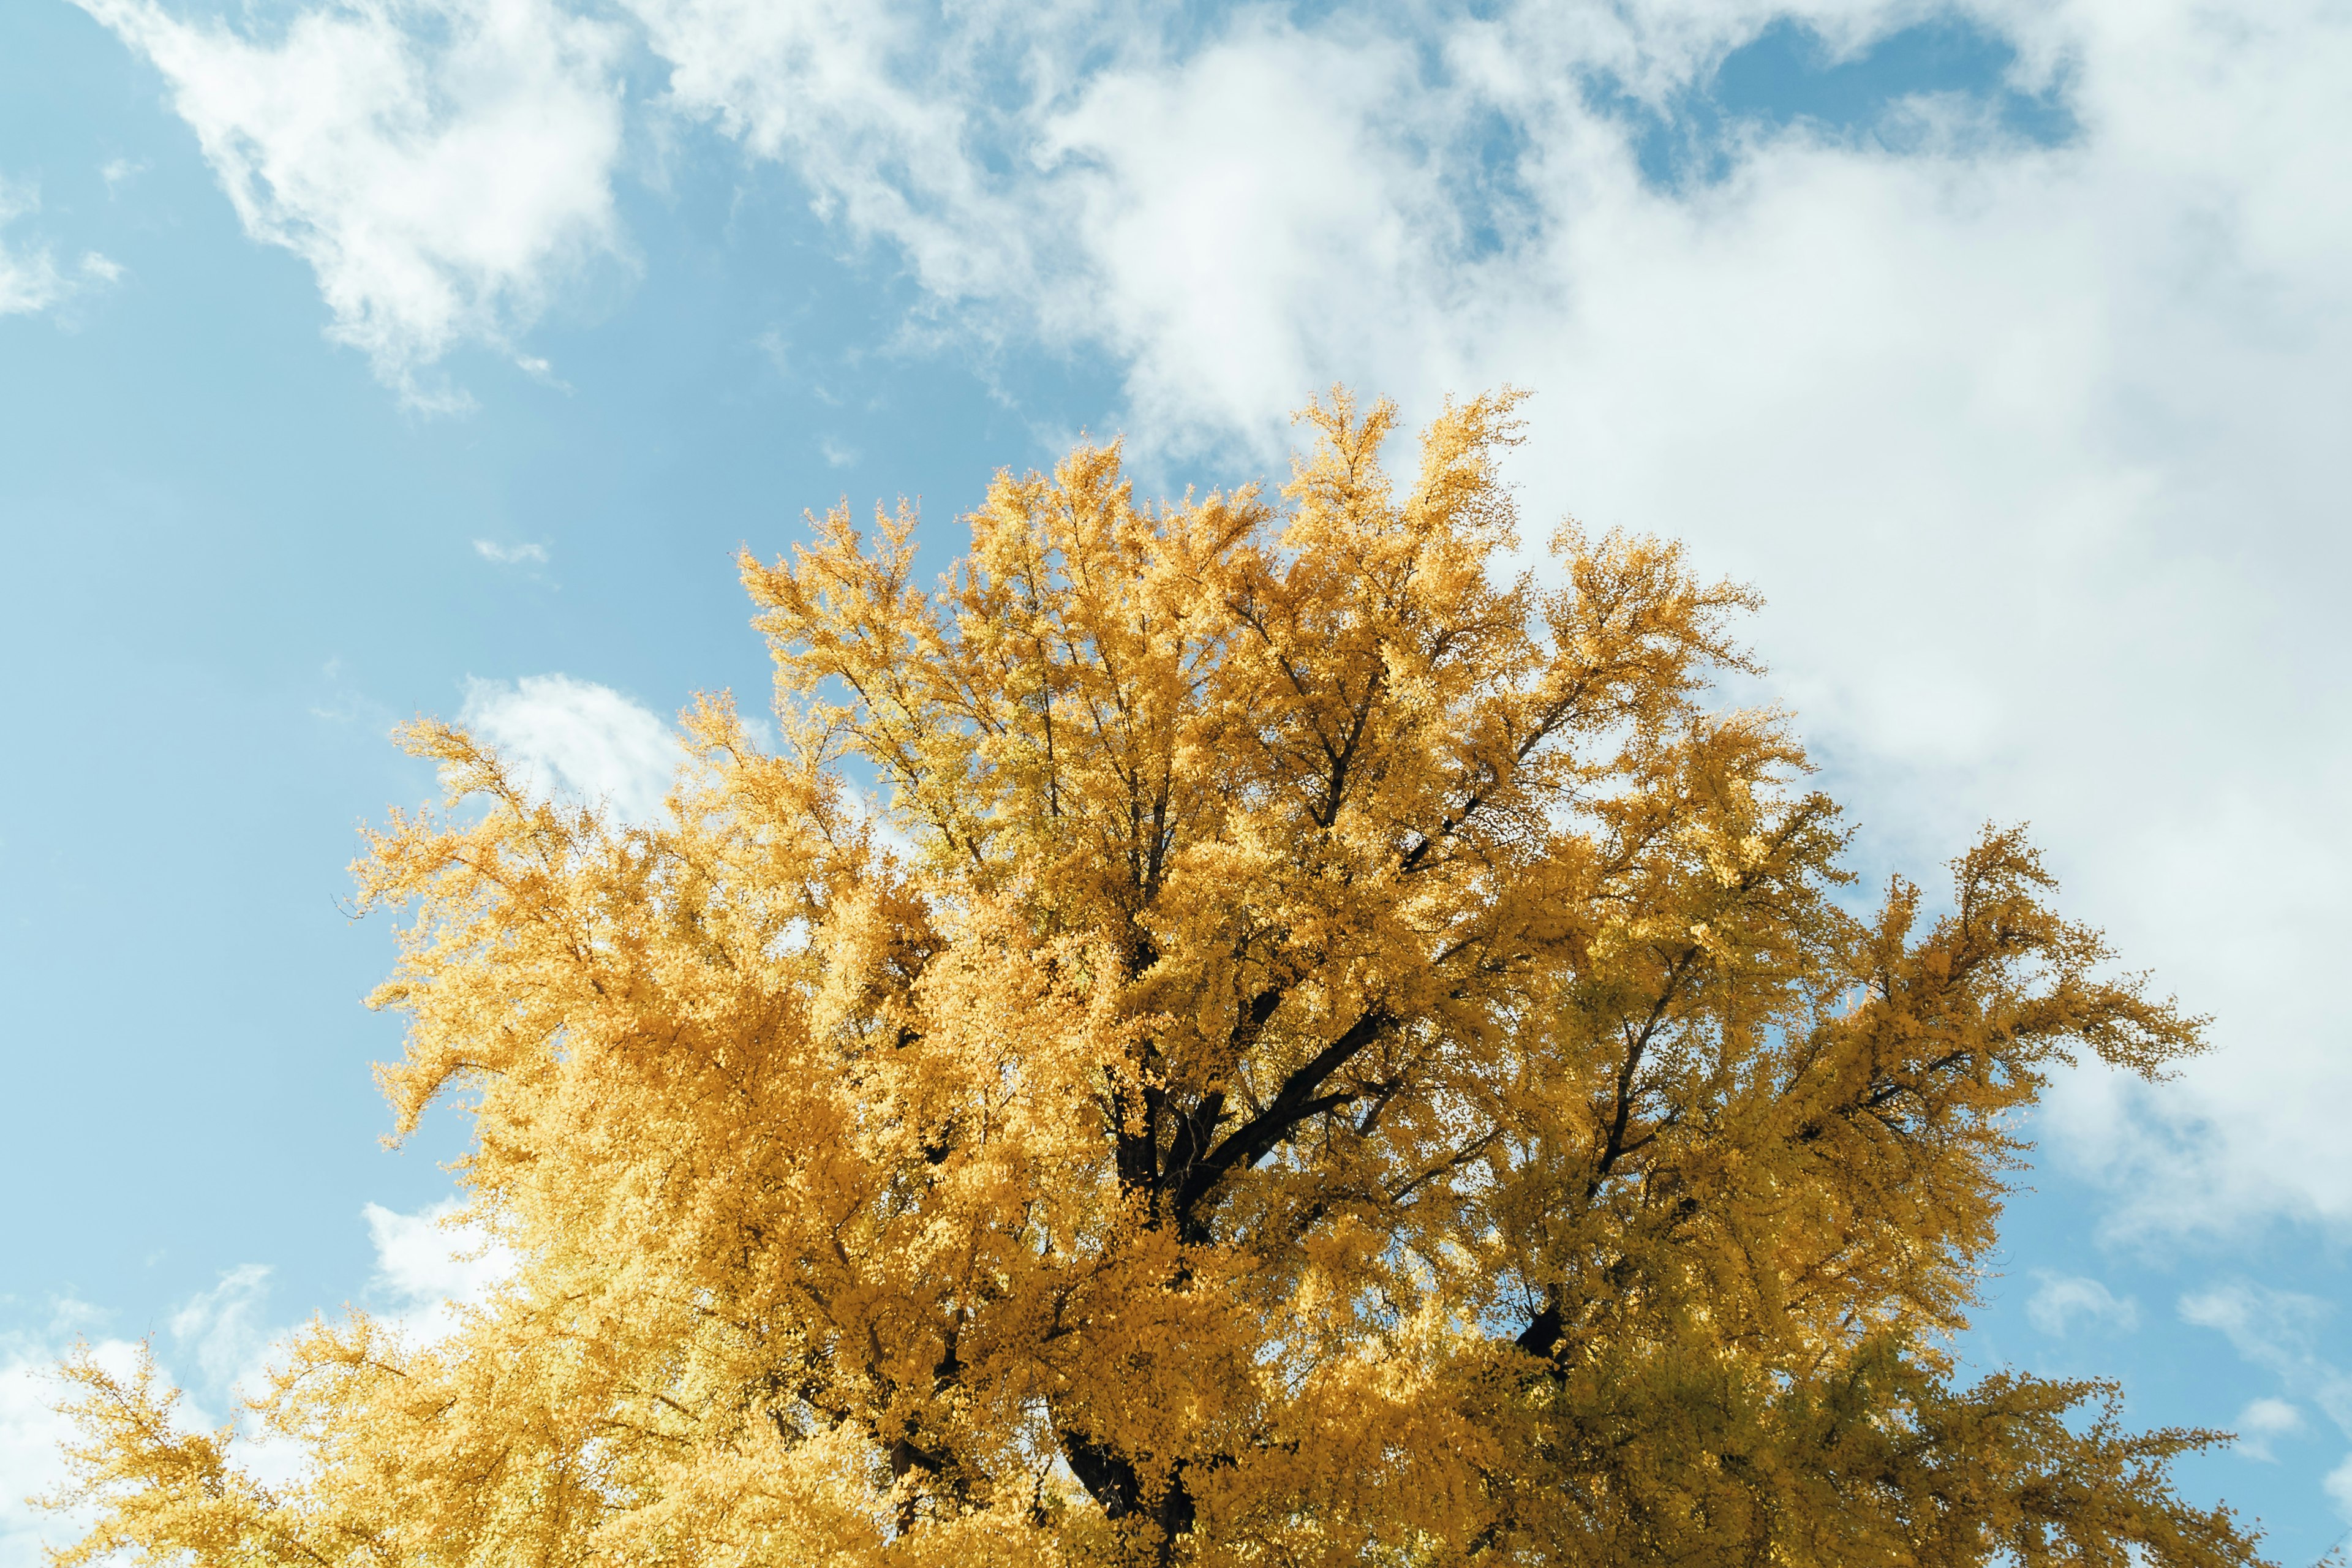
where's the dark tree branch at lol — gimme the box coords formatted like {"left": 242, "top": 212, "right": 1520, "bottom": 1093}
{"left": 1159, "top": 981, "right": 1291, "bottom": 1205}
{"left": 1398, "top": 676, "right": 1599, "bottom": 875}
{"left": 1055, "top": 1424, "right": 1197, "bottom": 1551}
{"left": 1388, "top": 1128, "right": 1505, "bottom": 1207}
{"left": 1172, "top": 1008, "right": 1393, "bottom": 1232}
{"left": 1515, "top": 1298, "right": 1564, "bottom": 1360}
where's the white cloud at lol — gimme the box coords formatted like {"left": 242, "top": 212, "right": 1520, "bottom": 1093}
{"left": 2026, "top": 1272, "right": 2139, "bottom": 1336}
{"left": 0, "top": 1335, "right": 143, "bottom": 1568}
{"left": 459, "top": 673, "right": 677, "bottom": 823}
{"left": 167, "top": 1263, "right": 274, "bottom": 1391}
{"left": 2181, "top": 1283, "right": 2352, "bottom": 1437}
{"left": 0, "top": 180, "right": 118, "bottom": 318}
{"left": 0, "top": 1360, "right": 75, "bottom": 1568}
{"left": 2231, "top": 1396, "right": 2305, "bottom": 1462}
{"left": 1035, "top": 23, "right": 1464, "bottom": 451}
{"left": 620, "top": 0, "right": 1102, "bottom": 316}
{"left": 617, "top": 0, "right": 2352, "bottom": 1240}
{"left": 473, "top": 538, "right": 549, "bottom": 565}
{"left": 78, "top": 0, "right": 628, "bottom": 409}
{"left": 0, "top": 180, "right": 65, "bottom": 315}
{"left": 363, "top": 1200, "right": 515, "bottom": 1345}
{"left": 2329, "top": 1451, "right": 2352, "bottom": 1521}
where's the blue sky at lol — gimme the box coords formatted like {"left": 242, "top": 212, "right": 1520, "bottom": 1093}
{"left": 3, "top": 0, "right": 2350, "bottom": 1558}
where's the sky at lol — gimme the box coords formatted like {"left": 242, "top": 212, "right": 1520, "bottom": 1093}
{"left": 1, "top": 0, "right": 2348, "bottom": 1558}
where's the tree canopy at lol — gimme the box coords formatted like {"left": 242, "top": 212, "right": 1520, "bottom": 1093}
{"left": 48, "top": 390, "right": 2264, "bottom": 1567}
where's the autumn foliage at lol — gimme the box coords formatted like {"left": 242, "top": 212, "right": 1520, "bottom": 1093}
{"left": 48, "top": 391, "right": 2263, "bottom": 1566}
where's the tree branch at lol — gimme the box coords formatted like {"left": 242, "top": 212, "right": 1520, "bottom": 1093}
{"left": 1172, "top": 1008, "right": 1393, "bottom": 1233}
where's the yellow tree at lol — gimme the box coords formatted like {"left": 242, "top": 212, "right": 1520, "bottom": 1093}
{"left": 49, "top": 391, "right": 2263, "bottom": 1568}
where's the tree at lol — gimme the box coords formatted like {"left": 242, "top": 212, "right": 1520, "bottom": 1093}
{"left": 48, "top": 390, "right": 2263, "bottom": 1568}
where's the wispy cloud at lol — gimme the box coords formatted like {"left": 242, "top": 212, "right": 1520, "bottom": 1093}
{"left": 459, "top": 673, "right": 676, "bottom": 823}
{"left": 2181, "top": 1283, "right": 2352, "bottom": 1437}
{"left": 0, "top": 252, "right": 66, "bottom": 318}
{"left": 97, "top": 156, "right": 145, "bottom": 195}
{"left": 363, "top": 1200, "right": 515, "bottom": 1345}
{"left": 167, "top": 1264, "right": 274, "bottom": 1391}
{"left": 0, "top": 181, "right": 67, "bottom": 317}
{"left": 77, "top": 0, "right": 628, "bottom": 409}
{"left": 2180, "top": 1284, "right": 2352, "bottom": 1515}
{"left": 473, "top": 538, "right": 549, "bottom": 565}
{"left": 623, "top": 0, "right": 1075, "bottom": 314}
{"left": 2231, "top": 1396, "right": 2307, "bottom": 1463}
{"left": 2026, "top": 1272, "right": 2139, "bottom": 1336}
{"left": 0, "top": 179, "right": 120, "bottom": 318}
